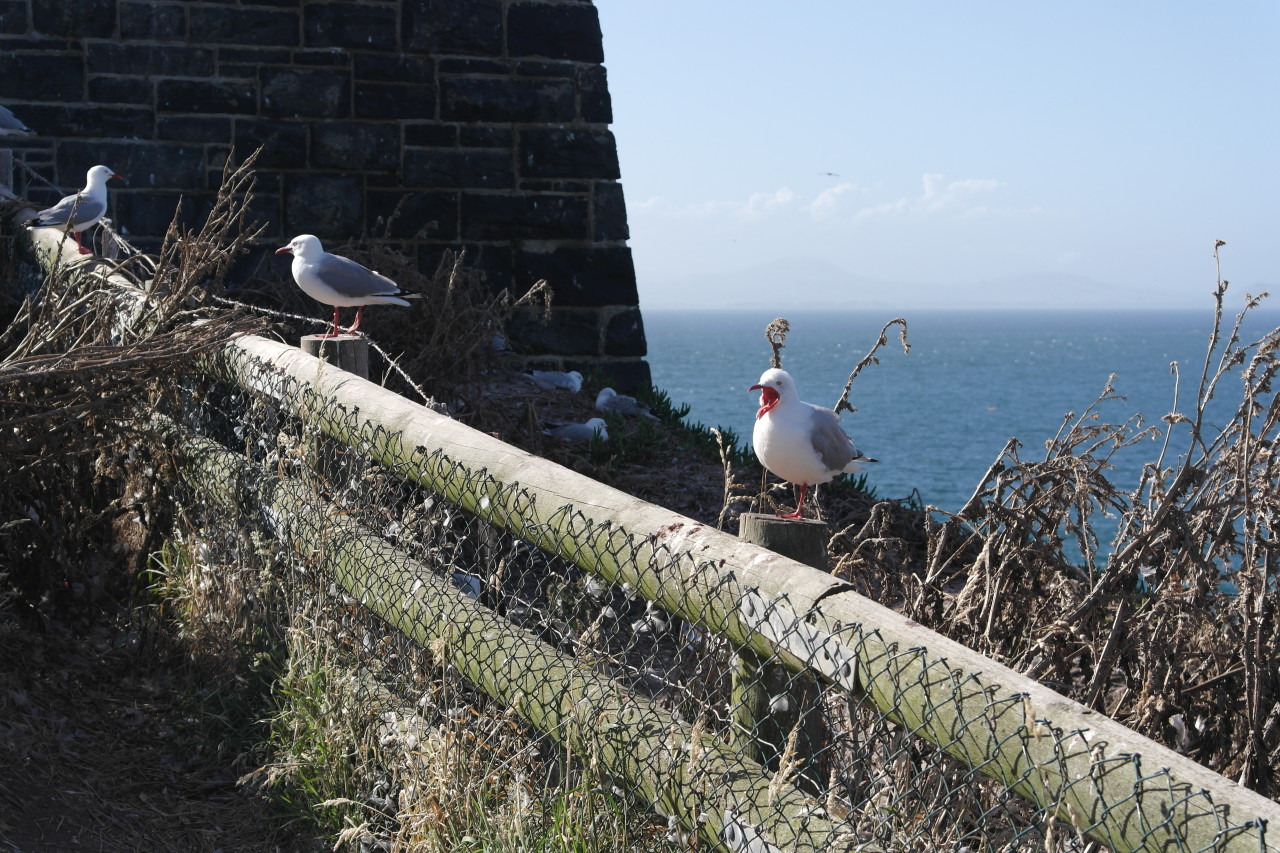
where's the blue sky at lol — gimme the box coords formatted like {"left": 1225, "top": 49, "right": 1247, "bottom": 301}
{"left": 596, "top": 2, "right": 1279, "bottom": 310}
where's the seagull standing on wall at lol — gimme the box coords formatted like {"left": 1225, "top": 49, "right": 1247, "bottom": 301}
{"left": 276, "top": 234, "right": 416, "bottom": 338}
{"left": 26, "top": 164, "right": 123, "bottom": 255}
{"left": 749, "top": 367, "right": 874, "bottom": 519}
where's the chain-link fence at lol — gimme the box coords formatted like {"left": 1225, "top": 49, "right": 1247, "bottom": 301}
{"left": 144, "top": 333, "right": 1280, "bottom": 853}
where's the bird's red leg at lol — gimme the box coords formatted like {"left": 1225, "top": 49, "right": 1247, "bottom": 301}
{"left": 73, "top": 231, "right": 91, "bottom": 255}
{"left": 317, "top": 307, "right": 341, "bottom": 338}
{"left": 347, "top": 306, "right": 364, "bottom": 334}
{"left": 778, "top": 483, "right": 808, "bottom": 520}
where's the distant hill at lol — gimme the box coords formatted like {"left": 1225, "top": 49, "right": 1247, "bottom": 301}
{"left": 639, "top": 258, "right": 1219, "bottom": 311}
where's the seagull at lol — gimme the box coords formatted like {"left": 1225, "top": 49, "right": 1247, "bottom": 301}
{"left": 543, "top": 418, "right": 608, "bottom": 442}
{"left": 529, "top": 370, "right": 583, "bottom": 393}
{"left": 595, "top": 387, "right": 657, "bottom": 420}
{"left": 749, "top": 367, "right": 874, "bottom": 519}
{"left": 275, "top": 234, "right": 416, "bottom": 337}
{"left": 26, "top": 164, "right": 123, "bottom": 255}
{"left": 0, "top": 104, "right": 32, "bottom": 136}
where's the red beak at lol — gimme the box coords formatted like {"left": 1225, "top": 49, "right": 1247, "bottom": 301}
{"left": 275, "top": 245, "right": 292, "bottom": 255}
{"left": 749, "top": 384, "right": 780, "bottom": 419}
{"left": 112, "top": 173, "right": 124, "bottom": 182}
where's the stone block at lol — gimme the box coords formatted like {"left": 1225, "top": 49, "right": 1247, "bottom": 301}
{"left": 90, "top": 44, "right": 215, "bottom": 77}
{"left": 440, "top": 77, "right": 574, "bottom": 123}
{"left": 158, "top": 115, "right": 232, "bottom": 143}
{"left": 354, "top": 54, "right": 434, "bottom": 84}
{"left": 305, "top": 4, "right": 396, "bottom": 50}
{"left": 284, "top": 173, "right": 364, "bottom": 239}
{"left": 507, "top": 308, "right": 599, "bottom": 356}
{"left": 507, "top": 2, "right": 603, "bottom": 62}
{"left": 367, "top": 190, "right": 458, "bottom": 240}
{"left": 88, "top": 76, "right": 152, "bottom": 106}
{"left": 578, "top": 65, "right": 612, "bottom": 123}
{"left": 404, "top": 124, "right": 456, "bottom": 147}
{"left": 404, "top": 149, "right": 513, "bottom": 189}
{"left": 353, "top": 82, "right": 436, "bottom": 120}
{"left": 514, "top": 60, "right": 576, "bottom": 79}
{"left": 17, "top": 103, "right": 151, "bottom": 139}
{"left": 459, "top": 125, "right": 512, "bottom": 148}
{"left": 112, "top": 189, "right": 205, "bottom": 237}
{"left": 311, "top": 123, "right": 398, "bottom": 171}
{"left": 57, "top": 140, "right": 205, "bottom": 189}
{"left": 519, "top": 128, "right": 619, "bottom": 180}
{"left": 514, "top": 246, "right": 637, "bottom": 307}
{"left": 157, "top": 79, "right": 257, "bottom": 114}
{"left": 188, "top": 7, "right": 299, "bottom": 46}
{"left": 575, "top": 358, "right": 651, "bottom": 394}
{"left": 418, "top": 243, "right": 512, "bottom": 292}
{"left": 292, "top": 49, "right": 351, "bottom": 67}
{"left": 120, "top": 2, "right": 185, "bottom": 39}
{"left": 234, "top": 119, "right": 307, "bottom": 168}
{"left": 404, "top": 0, "right": 502, "bottom": 56}
{"left": 260, "top": 68, "right": 350, "bottom": 119}
{"left": 604, "top": 308, "right": 646, "bottom": 356}
{"left": 438, "top": 57, "right": 507, "bottom": 75}
{"left": 0, "top": 2, "right": 28, "bottom": 33}
{"left": 461, "top": 193, "right": 589, "bottom": 241}
{"left": 32, "top": 0, "right": 116, "bottom": 38}
{"left": 0, "top": 53, "right": 83, "bottom": 100}
{"left": 218, "top": 47, "right": 291, "bottom": 67}
{"left": 592, "top": 182, "right": 629, "bottom": 241}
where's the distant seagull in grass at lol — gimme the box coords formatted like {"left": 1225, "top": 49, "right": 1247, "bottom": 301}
{"left": 749, "top": 367, "right": 874, "bottom": 519}
{"left": 0, "top": 104, "right": 32, "bottom": 136}
{"left": 275, "top": 234, "right": 416, "bottom": 338}
{"left": 543, "top": 418, "right": 608, "bottom": 442}
{"left": 595, "top": 387, "right": 657, "bottom": 420}
{"left": 529, "top": 369, "right": 583, "bottom": 393}
{"left": 26, "top": 164, "right": 122, "bottom": 255}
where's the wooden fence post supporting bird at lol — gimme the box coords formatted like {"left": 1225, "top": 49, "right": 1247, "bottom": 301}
{"left": 301, "top": 334, "right": 369, "bottom": 492}
{"left": 733, "top": 513, "right": 831, "bottom": 792}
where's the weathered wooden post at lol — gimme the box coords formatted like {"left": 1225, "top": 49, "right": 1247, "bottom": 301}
{"left": 734, "top": 513, "right": 830, "bottom": 787}
{"left": 300, "top": 334, "right": 369, "bottom": 491}
{"left": 300, "top": 334, "right": 369, "bottom": 379}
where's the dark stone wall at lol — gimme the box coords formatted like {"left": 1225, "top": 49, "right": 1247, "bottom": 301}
{"left": 0, "top": 0, "right": 647, "bottom": 388}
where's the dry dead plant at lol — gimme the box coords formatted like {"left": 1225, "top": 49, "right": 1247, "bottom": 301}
{"left": 829, "top": 243, "right": 1280, "bottom": 795}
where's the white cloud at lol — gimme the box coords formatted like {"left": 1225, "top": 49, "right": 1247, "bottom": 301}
{"left": 856, "top": 173, "right": 1006, "bottom": 220}
{"left": 805, "top": 182, "right": 864, "bottom": 220}
{"left": 633, "top": 174, "right": 1014, "bottom": 226}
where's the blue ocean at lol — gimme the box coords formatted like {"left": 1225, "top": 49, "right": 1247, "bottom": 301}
{"left": 644, "top": 307, "right": 1279, "bottom": 521}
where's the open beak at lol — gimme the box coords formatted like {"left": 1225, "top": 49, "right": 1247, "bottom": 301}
{"left": 749, "top": 384, "right": 780, "bottom": 418}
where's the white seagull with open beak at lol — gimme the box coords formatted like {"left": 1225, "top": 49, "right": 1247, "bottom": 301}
{"left": 749, "top": 367, "right": 874, "bottom": 519}
{"left": 26, "top": 164, "right": 123, "bottom": 255}
{"left": 275, "top": 234, "right": 416, "bottom": 337}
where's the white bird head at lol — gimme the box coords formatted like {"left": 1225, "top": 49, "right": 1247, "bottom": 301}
{"left": 748, "top": 368, "right": 797, "bottom": 418}
{"left": 275, "top": 233, "right": 323, "bottom": 259}
{"left": 595, "top": 387, "right": 617, "bottom": 408}
{"left": 86, "top": 164, "right": 123, "bottom": 187}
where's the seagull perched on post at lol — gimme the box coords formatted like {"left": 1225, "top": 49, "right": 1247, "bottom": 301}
{"left": 26, "top": 164, "right": 122, "bottom": 255}
{"left": 275, "top": 234, "right": 416, "bottom": 337}
{"left": 749, "top": 367, "right": 874, "bottom": 519}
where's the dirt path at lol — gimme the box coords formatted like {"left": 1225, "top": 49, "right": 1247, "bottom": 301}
{"left": 0, "top": 605, "right": 322, "bottom": 853}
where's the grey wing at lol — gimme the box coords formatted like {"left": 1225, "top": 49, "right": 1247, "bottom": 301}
{"left": 35, "top": 193, "right": 104, "bottom": 228}
{"left": 807, "top": 405, "right": 858, "bottom": 472}
{"left": 317, "top": 253, "right": 401, "bottom": 298}
{"left": 0, "top": 104, "right": 30, "bottom": 133}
